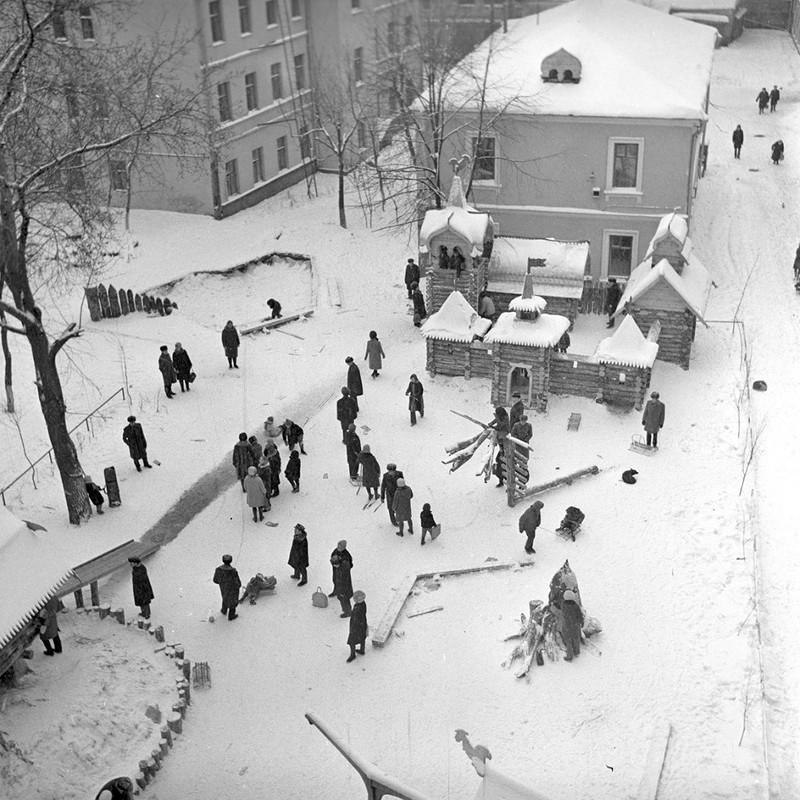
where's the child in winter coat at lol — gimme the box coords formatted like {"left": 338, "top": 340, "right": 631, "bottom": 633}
{"left": 420, "top": 503, "right": 437, "bottom": 546}
{"left": 285, "top": 450, "right": 301, "bottom": 492}
{"left": 84, "top": 476, "right": 105, "bottom": 515}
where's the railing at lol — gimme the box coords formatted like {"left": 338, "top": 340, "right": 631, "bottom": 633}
{"left": 1, "top": 386, "right": 126, "bottom": 506}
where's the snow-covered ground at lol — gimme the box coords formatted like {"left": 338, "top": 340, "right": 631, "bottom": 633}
{"left": 0, "top": 28, "right": 797, "bottom": 800}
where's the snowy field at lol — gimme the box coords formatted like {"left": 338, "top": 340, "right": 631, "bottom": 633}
{"left": 1, "top": 28, "right": 797, "bottom": 800}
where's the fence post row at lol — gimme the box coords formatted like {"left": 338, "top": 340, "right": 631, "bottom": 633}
{"left": 85, "top": 285, "right": 174, "bottom": 322}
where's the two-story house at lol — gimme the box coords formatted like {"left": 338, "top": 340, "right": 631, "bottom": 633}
{"left": 436, "top": 0, "right": 717, "bottom": 281}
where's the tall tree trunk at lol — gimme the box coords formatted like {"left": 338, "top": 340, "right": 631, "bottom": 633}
{"left": 0, "top": 318, "right": 13, "bottom": 413}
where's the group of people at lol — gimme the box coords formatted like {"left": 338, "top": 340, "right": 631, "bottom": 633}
{"left": 730, "top": 85, "right": 783, "bottom": 164}
{"left": 756, "top": 85, "right": 780, "bottom": 114}
{"left": 157, "top": 343, "right": 194, "bottom": 398}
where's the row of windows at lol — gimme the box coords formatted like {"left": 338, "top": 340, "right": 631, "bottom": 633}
{"left": 223, "top": 132, "right": 311, "bottom": 197}
{"left": 210, "top": 0, "right": 303, "bottom": 43}
{"left": 217, "top": 55, "right": 305, "bottom": 121}
{"left": 52, "top": 5, "right": 95, "bottom": 40}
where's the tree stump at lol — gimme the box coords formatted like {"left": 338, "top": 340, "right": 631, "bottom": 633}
{"left": 137, "top": 617, "right": 145, "bottom": 629}
{"left": 151, "top": 748, "right": 162, "bottom": 767}
{"left": 138, "top": 759, "right": 151, "bottom": 780}
{"left": 181, "top": 659, "right": 191, "bottom": 681}
{"left": 158, "top": 738, "right": 169, "bottom": 758}
{"left": 172, "top": 700, "right": 186, "bottom": 719}
{"left": 135, "top": 772, "right": 147, "bottom": 790}
{"left": 174, "top": 645, "right": 185, "bottom": 659}
{"left": 160, "top": 725, "right": 173, "bottom": 747}
{"left": 167, "top": 712, "right": 182, "bottom": 735}
{"left": 178, "top": 678, "right": 191, "bottom": 706}
{"left": 98, "top": 604, "right": 111, "bottom": 620}
{"left": 154, "top": 625, "right": 165, "bottom": 643}
{"left": 146, "top": 757, "right": 158, "bottom": 775}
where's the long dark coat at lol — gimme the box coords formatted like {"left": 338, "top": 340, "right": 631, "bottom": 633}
{"left": 364, "top": 339, "right": 385, "bottom": 370}
{"left": 37, "top": 596, "right": 59, "bottom": 639}
{"left": 337, "top": 396, "right": 358, "bottom": 426}
{"left": 158, "top": 352, "right": 176, "bottom": 383}
{"left": 348, "top": 601, "right": 368, "bottom": 645}
{"left": 283, "top": 421, "right": 304, "bottom": 449}
{"left": 268, "top": 450, "right": 281, "bottom": 492}
{"left": 94, "top": 777, "right": 134, "bottom": 800}
{"left": 213, "top": 563, "right": 241, "bottom": 606}
{"left": 131, "top": 563, "right": 154, "bottom": 606}
{"left": 561, "top": 599, "right": 584, "bottom": 643}
{"left": 347, "top": 362, "right": 364, "bottom": 397}
{"left": 285, "top": 452, "right": 301, "bottom": 481}
{"left": 404, "top": 261, "right": 420, "bottom": 288}
{"left": 509, "top": 399, "right": 525, "bottom": 428}
{"left": 122, "top": 422, "right": 147, "bottom": 460}
{"left": 412, "top": 288, "right": 427, "bottom": 319}
{"left": 288, "top": 536, "right": 309, "bottom": 570}
{"left": 392, "top": 484, "right": 413, "bottom": 521}
{"left": 232, "top": 441, "right": 256, "bottom": 480}
{"left": 358, "top": 451, "right": 381, "bottom": 489}
{"left": 406, "top": 380, "right": 423, "bottom": 411}
{"left": 346, "top": 430, "right": 361, "bottom": 475}
{"left": 257, "top": 460, "right": 273, "bottom": 491}
{"left": 221, "top": 324, "right": 240, "bottom": 356}
{"left": 380, "top": 468, "right": 403, "bottom": 501}
{"left": 605, "top": 282, "right": 622, "bottom": 314}
{"left": 518, "top": 501, "right": 543, "bottom": 535}
{"left": 173, "top": 348, "right": 192, "bottom": 378}
{"left": 332, "top": 557, "right": 353, "bottom": 599}
{"left": 732, "top": 127, "right": 744, "bottom": 148}
{"left": 642, "top": 399, "right": 665, "bottom": 433}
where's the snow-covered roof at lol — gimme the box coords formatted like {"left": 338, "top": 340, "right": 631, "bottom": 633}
{"left": 509, "top": 295, "right": 548, "bottom": 314}
{"left": 670, "top": 0, "right": 739, "bottom": 12}
{"left": 419, "top": 206, "right": 492, "bottom": 257}
{"left": 441, "top": 0, "right": 716, "bottom": 120}
{"left": 0, "top": 507, "right": 76, "bottom": 650}
{"left": 484, "top": 311, "right": 570, "bottom": 347}
{"left": 644, "top": 212, "right": 691, "bottom": 261}
{"left": 616, "top": 255, "right": 712, "bottom": 324}
{"left": 421, "top": 290, "right": 492, "bottom": 342}
{"left": 594, "top": 314, "right": 659, "bottom": 368}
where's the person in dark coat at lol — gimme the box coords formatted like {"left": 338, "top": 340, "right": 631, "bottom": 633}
{"left": 404, "top": 258, "right": 421, "bottom": 298}
{"left": 213, "top": 554, "right": 241, "bottom": 620}
{"left": 345, "top": 356, "right": 363, "bottom": 412}
{"left": 732, "top": 124, "right": 744, "bottom": 159}
{"left": 438, "top": 245, "right": 450, "bottom": 270}
{"left": 410, "top": 282, "right": 427, "bottom": 326}
{"left": 84, "top": 475, "right": 105, "bottom": 514}
{"left": 345, "top": 422, "right": 361, "bottom": 481}
{"left": 282, "top": 418, "right": 307, "bottom": 454}
{"left": 556, "top": 330, "right": 570, "bottom": 353}
{"left": 771, "top": 139, "right": 784, "bottom": 165}
{"left": 337, "top": 387, "right": 358, "bottom": 443}
{"left": 518, "top": 500, "right": 543, "bottom": 554}
{"left": 346, "top": 590, "right": 368, "bottom": 662}
{"left": 605, "top": 277, "right": 622, "bottom": 328}
{"left": 490, "top": 406, "right": 510, "bottom": 486}
{"left": 257, "top": 455, "right": 273, "bottom": 505}
{"left": 232, "top": 432, "right": 256, "bottom": 491}
{"left": 357, "top": 444, "right": 380, "bottom": 500}
{"left": 510, "top": 414, "right": 533, "bottom": 456}
{"left": 158, "top": 345, "right": 176, "bottom": 398}
{"left": 793, "top": 244, "right": 800, "bottom": 281}
{"left": 769, "top": 85, "right": 780, "bottom": 112}
{"left": 331, "top": 550, "right": 354, "bottom": 617}
{"left": 641, "top": 390, "right": 665, "bottom": 448}
{"left": 285, "top": 450, "right": 301, "bottom": 492}
{"left": 122, "top": 415, "right": 151, "bottom": 471}
{"left": 420, "top": 502, "right": 437, "bottom": 546}
{"left": 172, "top": 343, "right": 193, "bottom": 392}
{"left": 129, "top": 556, "right": 154, "bottom": 618}
{"left": 380, "top": 463, "right": 404, "bottom": 526}
{"left": 392, "top": 478, "right": 414, "bottom": 536}
{"left": 756, "top": 87, "right": 769, "bottom": 114}
{"left": 364, "top": 330, "right": 385, "bottom": 378}
{"left": 94, "top": 777, "right": 134, "bottom": 800}
{"left": 478, "top": 292, "right": 496, "bottom": 321}
{"left": 267, "top": 298, "right": 282, "bottom": 319}
{"left": 244, "top": 466, "right": 268, "bottom": 522}
{"left": 509, "top": 393, "right": 525, "bottom": 429}
{"left": 37, "top": 595, "right": 61, "bottom": 656}
{"left": 406, "top": 373, "right": 424, "bottom": 426}
{"left": 288, "top": 523, "right": 309, "bottom": 585}
{"left": 248, "top": 435, "right": 263, "bottom": 465}
{"left": 265, "top": 440, "right": 281, "bottom": 496}
{"left": 222, "top": 320, "right": 240, "bottom": 368}
{"left": 449, "top": 246, "right": 465, "bottom": 277}
{"left": 328, "top": 540, "right": 353, "bottom": 597}
{"left": 561, "top": 589, "right": 584, "bottom": 661}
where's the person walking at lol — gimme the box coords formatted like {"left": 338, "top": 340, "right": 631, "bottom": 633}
{"left": 243, "top": 466, "right": 268, "bottom": 522}
{"left": 406, "top": 374, "right": 424, "bottom": 426}
{"left": 37, "top": 596, "right": 61, "bottom": 657}
{"left": 357, "top": 444, "right": 381, "bottom": 501}
{"left": 331, "top": 550, "right": 354, "bottom": 618}
{"left": 365, "top": 330, "right": 385, "bottom": 378}
{"left": 605, "top": 277, "right": 622, "bottom": 328}
{"left": 337, "top": 388, "right": 358, "bottom": 444}
{"left": 232, "top": 432, "right": 256, "bottom": 491}
{"left": 404, "top": 258, "right": 421, "bottom": 299}
{"left": 420, "top": 502, "right": 438, "bottom": 546}
{"left": 288, "top": 524, "right": 309, "bottom": 586}
{"left": 769, "top": 85, "right": 780, "bottom": 112}
{"left": 285, "top": 450, "right": 301, "bottom": 492}
{"left": 266, "top": 298, "right": 282, "bottom": 319}
{"left": 129, "top": 556, "right": 154, "bottom": 619}
{"left": 411, "top": 282, "right": 427, "bottom": 327}
{"left": 345, "top": 423, "right": 361, "bottom": 482}
{"left": 641, "top": 390, "right": 665, "bottom": 449}
{"left": 380, "top": 463, "right": 404, "bottom": 526}
{"left": 518, "top": 500, "right": 543, "bottom": 554}
{"left": 732, "top": 124, "right": 744, "bottom": 159}
{"left": 771, "top": 139, "right": 784, "bottom": 165}
{"left": 158, "top": 345, "right": 176, "bottom": 398}
{"left": 265, "top": 440, "right": 281, "bottom": 497}
{"left": 213, "top": 555, "right": 242, "bottom": 621}
{"left": 222, "top": 320, "right": 240, "bottom": 369}
{"left": 346, "top": 590, "right": 368, "bottom": 662}
{"left": 756, "top": 87, "right": 769, "bottom": 114}
{"left": 84, "top": 475, "right": 105, "bottom": 515}
{"left": 328, "top": 540, "right": 353, "bottom": 597}
{"left": 282, "top": 418, "right": 307, "bottom": 454}
{"left": 561, "top": 590, "right": 584, "bottom": 662}
{"left": 345, "top": 356, "right": 363, "bottom": 412}
{"left": 122, "top": 415, "right": 151, "bottom": 471}
{"left": 172, "top": 343, "right": 193, "bottom": 392}
{"left": 392, "top": 478, "right": 414, "bottom": 536}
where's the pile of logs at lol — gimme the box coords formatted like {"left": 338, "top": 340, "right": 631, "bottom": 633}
{"left": 85, "top": 284, "right": 176, "bottom": 322}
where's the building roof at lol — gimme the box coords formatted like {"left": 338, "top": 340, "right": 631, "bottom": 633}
{"left": 419, "top": 206, "right": 493, "bottom": 257}
{"left": 594, "top": 314, "right": 659, "bottom": 368}
{"left": 484, "top": 310, "right": 570, "bottom": 347}
{"left": 509, "top": 295, "right": 548, "bottom": 314}
{"left": 616, "top": 256, "right": 712, "bottom": 324}
{"left": 644, "top": 212, "right": 692, "bottom": 261}
{"left": 442, "top": 0, "right": 717, "bottom": 120}
{"left": 421, "top": 290, "right": 492, "bottom": 342}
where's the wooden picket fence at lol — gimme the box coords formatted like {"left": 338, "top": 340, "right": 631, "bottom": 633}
{"left": 84, "top": 284, "right": 176, "bottom": 322}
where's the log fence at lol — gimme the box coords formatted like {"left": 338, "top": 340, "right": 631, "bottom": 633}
{"left": 85, "top": 284, "right": 175, "bottom": 322}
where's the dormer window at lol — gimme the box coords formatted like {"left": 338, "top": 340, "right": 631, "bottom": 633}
{"left": 546, "top": 68, "right": 558, "bottom": 82}
{"left": 563, "top": 69, "right": 574, "bottom": 82}
{"left": 541, "top": 48, "right": 582, "bottom": 84}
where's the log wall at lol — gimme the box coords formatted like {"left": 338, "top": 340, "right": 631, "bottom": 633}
{"left": 490, "top": 344, "right": 550, "bottom": 411}
{"left": 426, "top": 339, "right": 492, "bottom": 379}
{"left": 549, "top": 355, "right": 600, "bottom": 401}
{"left": 549, "top": 354, "right": 650, "bottom": 409}
{"left": 629, "top": 307, "right": 695, "bottom": 369}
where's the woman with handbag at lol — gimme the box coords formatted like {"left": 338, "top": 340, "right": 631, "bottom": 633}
{"left": 173, "top": 342, "right": 193, "bottom": 392}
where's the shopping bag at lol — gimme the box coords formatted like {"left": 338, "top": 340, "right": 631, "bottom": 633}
{"left": 312, "top": 586, "right": 328, "bottom": 608}
{"left": 188, "top": 371, "right": 197, "bottom": 384}
{"left": 430, "top": 524, "right": 442, "bottom": 541}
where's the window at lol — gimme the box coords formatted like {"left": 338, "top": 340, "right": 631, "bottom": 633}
{"left": 252, "top": 147, "right": 265, "bottom": 183}
{"left": 109, "top": 160, "right": 128, "bottom": 190}
{"left": 79, "top": 6, "right": 95, "bottom": 39}
{"left": 266, "top": 0, "right": 277, "bottom": 26}
{"left": 64, "top": 154, "right": 85, "bottom": 191}
{"left": 64, "top": 84, "right": 79, "bottom": 119}
{"left": 387, "top": 21, "right": 397, "bottom": 52}
{"left": 472, "top": 136, "right": 496, "bottom": 182}
{"left": 270, "top": 63, "right": 283, "bottom": 100}
{"left": 217, "top": 81, "right": 232, "bottom": 121}
{"left": 239, "top": 0, "right": 252, "bottom": 33}
{"left": 404, "top": 15, "right": 413, "bottom": 46}
{"left": 353, "top": 47, "right": 363, "bottom": 84}
{"left": 603, "top": 231, "right": 638, "bottom": 278}
{"left": 245, "top": 72, "right": 259, "bottom": 110}
{"left": 290, "top": 0, "right": 302, "bottom": 17}
{"left": 225, "top": 158, "right": 240, "bottom": 196}
{"left": 608, "top": 138, "right": 643, "bottom": 191}
{"left": 299, "top": 125, "right": 311, "bottom": 159}
{"left": 277, "top": 135, "right": 288, "bottom": 170}
{"left": 294, "top": 53, "right": 306, "bottom": 91}
{"left": 209, "top": 0, "right": 224, "bottom": 42}
{"left": 357, "top": 121, "right": 367, "bottom": 149}
{"left": 52, "top": 9, "right": 67, "bottom": 39}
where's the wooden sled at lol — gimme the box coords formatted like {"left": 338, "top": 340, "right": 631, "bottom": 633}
{"left": 630, "top": 434, "right": 656, "bottom": 456}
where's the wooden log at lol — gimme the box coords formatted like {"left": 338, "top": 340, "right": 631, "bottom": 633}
{"left": 98, "top": 284, "right": 110, "bottom": 318}
{"left": 107, "top": 285, "right": 121, "bottom": 317}
{"left": 90, "top": 581, "right": 99, "bottom": 606}
{"left": 178, "top": 677, "right": 191, "bottom": 705}
{"left": 119, "top": 288, "right": 129, "bottom": 315}
{"left": 240, "top": 308, "right": 315, "bottom": 335}
{"left": 85, "top": 287, "right": 102, "bottom": 321}
{"left": 517, "top": 465, "right": 600, "bottom": 501}
{"left": 151, "top": 747, "right": 162, "bottom": 767}
{"left": 126, "top": 289, "right": 134, "bottom": 311}
{"left": 161, "top": 725, "right": 173, "bottom": 747}
{"left": 154, "top": 625, "right": 164, "bottom": 643}
{"left": 146, "top": 757, "right": 158, "bottom": 774}
{"left": 407, "top": 605, "right": 444, "bottom": 619}
{"left": 73, "top": 588, "right": 84, "bottom": 609}
{"left": 137, "top": 617, "right": 145, "bottom": 629}
{"left": 98, "top": 604, "right": 111, "bottom": 620}
{"left": 138, "top": 761, "right": 150, "bottom": 783}
{"left": 111, "top": 608, "right": 125, "bottom": 624}
{"left": 450, "top": 409, "right": 490, "bottom": 429}
{"left": 135, "top": 772, "right": 147, "bottom": 790}
{"left": 158, "top": 737, "right": 170, "bottom": 758}
{"left": 134, "top": 293, "right": 143, "bottom": 312}
{"left": 371, "top": 573, "right": 417, "bottom": 648}
{"left": 167, "top": 712, "right": 183, "bottom": 734}
{"left": 172, "top": 700, "right": 186, "bottom": 719}
{"left": 181, "top": 659, "right": 191, "bottom": 680}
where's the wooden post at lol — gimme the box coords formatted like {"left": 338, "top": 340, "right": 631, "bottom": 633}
{"left": 164, "top": 298, "right": 173, "bottom": 315}
{"left": 154, "top": 625, "right": 165, "bottom": 642}
{"left": 161, "top": 725, "right": 173, "bottom": 747}
{"left": 119, "top": 288, "right": 130, "bottom": 315}
{"left": 98, "top": 604, "right": 111, "bottom": 620}
{"left": 135, "top": 772, "right": 147, "bottom": 790}
{"left": 174, "top": 644, "right": 185, "bottom": 659}
{"left": 85, "top": 287, "right": 102, "bottom": 321}
{"left": 516, "top": 465, "right": 600, "bottom": 502}
{"left": 107, "top": 285, "right": 121, "bottom": 317}
{"left": 73, "top": 588, "right": 84, "bottom": 609}
{"left": 155, "top": 297, "right": 164, "bottom": 315}
{"left": 98, "top": 284, "right": 111, "bottom": 318}
{"left": 504, "top": 439, "right": 516, "bottom": 508}
{"left": 181, "top": 659, "right": 191, "bottom": 680}
{"left": 126, "top": 289, "right": 135, "bottom": 311}
{"left": 172, "top": 700, "right": 186, "bottom": 719}
{"left": 134, "top": 293, "right": 143, "bottom": 312}
{"left": 90, "top": 581, "right": 99, "bottom": 606}
{"left": 167, "top": 712, "right": 183, "bottom": 734}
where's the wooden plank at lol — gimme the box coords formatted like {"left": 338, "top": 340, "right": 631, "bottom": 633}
{"left": 407, "top": 605, "right": 443, "bottom": 619}
{"left": 240, "top": 308, "right": 314, "bottom": 335}
{"left": 516, "top": 465, "right": 600, "bottom": 501}
{"left": 636, "top": 723, "right": 672, "bottom": 800}
{"left": 371, "top": 573, "right": 417, "bottom": 648}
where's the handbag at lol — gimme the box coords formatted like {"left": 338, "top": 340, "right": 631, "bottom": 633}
{"left": 312, "top": 586, "right": 328, "bottom": 608}
{"left": 430, "top": 523, "right": 442, "bottom": 540}
{"left": 188, "top": 371, "right": 197, "bottom": 384}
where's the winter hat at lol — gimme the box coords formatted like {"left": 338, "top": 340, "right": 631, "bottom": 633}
{"left": 127, "top": 415, "right": 136, "bottom": 422}
{"left": 353, "top": 590, "right": 366, "bottom": 602}
{"left": 563, "top": 590, "right": 577, "bottom": 602}
{"left": 247, "top": 466, "right": 257, "bottom": 476}
{"left": 294, "top": 523, "right": 306, "bottom": 536}
{"left": 239, "top": 432, "right": 248, "bottom": 441}
{"left": 175, "top": 342, "right": 182, "bottom": 349}
{"left": 348, "top": 423, "right": 356, "bottom": 431}
{"left": 650, "top": 391, "right": 660, "bottom": 399}
{"left": 128, "top": 556, "right": 141, "bottom": 564}
{"left": 345, "top": 356, "right": 354, "bottom": 364}
{"left": 396, "top": 478, "right": 406, "bottom": 488}
{"left": 407, "top": 258, "right": 414, "bottom": 264}
{"left": 337, "top": 539, "right": 347, "bottom": 549}
{"left": 422, "top": 502, "right": 431, "bottom": 511}
{"left": 341, "top": 386, "right": 350, "bottom": 396}
{"left": 512, "top": 392, "right": 521, "bottom": 399}
{"left": 533, "top": 500, "right": 544, "bottom": 509}
{"left": 222, "top": 554, "right": 233, "bottom": 564}
{"left": 160, "top": 345, "right": 168, "bottom": 352}
{"left": 362, "top": 444, "right": 370, "bottom": 453}
{"left": 622, "top": 468, "right": 638, "bottom": 485}
{"left": 386, "top": 463, "right": 397, "bottom": 470}
{"left": 411, "top": 281, "right": 419, "bottom": 289}
{"left": 249, "top": 435, "right": 258, "bottom": 443}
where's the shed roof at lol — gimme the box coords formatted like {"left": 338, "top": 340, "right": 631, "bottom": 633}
{"left": 595, "top": 314, "right": 659, "bottom": 368}
{"left": 421, "top": 290, "right": 492, "bottom": 342}
{"left": 419, "top": 206, "right": 492, "bottom": 257}
{"left": 644, "top": 212, "right": 692, "bottom": 261}
{"left": 484, "top": 310, "right": 570, "bottom": 347}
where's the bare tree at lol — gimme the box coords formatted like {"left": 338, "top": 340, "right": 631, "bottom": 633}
{"left": 0, "top": 0, "right": 203, "bottom": 523}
